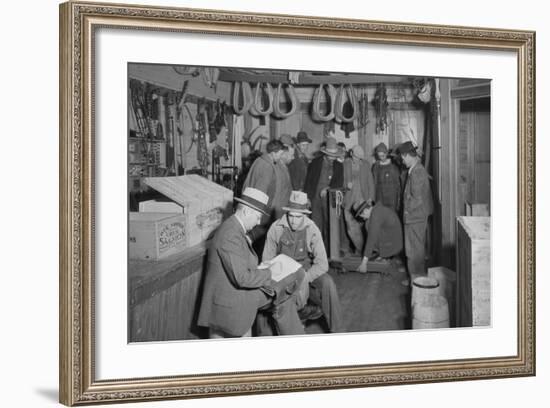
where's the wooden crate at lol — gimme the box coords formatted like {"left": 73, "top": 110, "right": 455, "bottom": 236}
{"left": 129, "top": 212, "right": 187, "bottom": 260}
{"left": 143, "top": 175, "right": 233, "bottom": 247}
{"left": 456, "top": 216, "right": 491, "bottom": 327}
{"left": 138, "top": 200, "right": 183, "bottom": 213}
{"left": 465, "top": 202, "right": 490, "bottom": 216}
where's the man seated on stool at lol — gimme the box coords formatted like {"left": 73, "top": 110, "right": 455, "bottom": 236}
{"left": 197, "top": 187, "right": 305, "bottom": 338}
{"left": 354, "top": 200, "right": 403, "bottom": 274}
{"left": 261, "top": 191, "right": 344, "bottom": 333}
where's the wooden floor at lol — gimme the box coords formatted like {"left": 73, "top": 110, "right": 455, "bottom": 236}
{"left": 305, "top": 257, "right": 412, "bottom": 334}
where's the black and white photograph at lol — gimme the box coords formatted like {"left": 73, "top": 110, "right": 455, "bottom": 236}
{"left": 127, "top": 63, "right": 491, "bottom": 342}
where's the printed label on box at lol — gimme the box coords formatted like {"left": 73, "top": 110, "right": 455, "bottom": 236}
{"left": 158, "top": 222, "right": 186, "bottom": 253}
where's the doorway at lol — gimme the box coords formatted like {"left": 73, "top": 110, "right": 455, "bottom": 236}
{"left": 457, "top": 97, "right": 491, "bottom": 216}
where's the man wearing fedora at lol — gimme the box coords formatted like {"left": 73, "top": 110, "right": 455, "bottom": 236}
{"left": 287, "top": 131, "right": 312, "bottom": 191}
{"left": 303, "top": 136, "right": 345, "bottom": 249}
{"left": 398, "top": 141, "right": 434, "bottom": 285}
{"left": 372, "top": 142, "right": 401, "bottom": 213}
{"left": 353, "top": 200, "right": 403, "bottom": 274}
{"left": 198, "top": 187, "right": 305, "bottom": 338}
{"left": 262, "top": 191, "right": 344, "bottom": 333}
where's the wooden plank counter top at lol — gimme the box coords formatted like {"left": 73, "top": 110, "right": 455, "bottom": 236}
{"left": 129, "top": 241, "right": 209, "bottom": 307}
{"left": 129, "top": 241, "right": 211, "bottom": 341}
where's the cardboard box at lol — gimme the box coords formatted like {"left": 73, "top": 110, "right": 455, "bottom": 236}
{"left": 129, "top": 212, "right": 187, "bottom": 260}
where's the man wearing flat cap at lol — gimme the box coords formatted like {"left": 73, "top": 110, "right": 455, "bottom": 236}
{"left": 303, "top": 136, "right": 345, "bottom": 248}
{"left": 398, "top": 141, "right": 434, "bottom": 285}
{"left": 372, "top": 142, "right": 401, "bottom": 213}
{"left": 353, "top": 200, "right": 403, "bottom": 274}
{"left": 287, "top": 131, "right": 312, "bottom": 191}
{"left": 198, "top": 187, "right": 305, "bottom": 338}
{"left": 262, "top": 191, "right": 343, "bottom": 332}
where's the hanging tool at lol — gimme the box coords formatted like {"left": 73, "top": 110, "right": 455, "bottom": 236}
{"left": 357, "top": 87, "right": 370, "bottom": 129}
{"left": 196, "top": 98, "right": 210, "bottom": 175}
{"left": 373, "top": 83, "right": 389, "bottom": 133}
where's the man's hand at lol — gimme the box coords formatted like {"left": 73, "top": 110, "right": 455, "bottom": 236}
{"left": 320, "top": 188, "right": 328, "bottom": 198}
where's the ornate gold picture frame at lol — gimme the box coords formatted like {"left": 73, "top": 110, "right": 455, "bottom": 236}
{"left": 59, "top": 1, "right": 535, "bottom": 405}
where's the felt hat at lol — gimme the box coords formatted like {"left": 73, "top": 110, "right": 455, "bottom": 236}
{"left": 396, "top": 141, "right": 417, "bottom": 155}
{"left": 295, "top": 131, "right": 312, "bottom": 144}
{"left": 280, "top": 133, "right": 295, "bottom": 147}
{"left": 234, "top": 187, "right": 270, "bottom": 216}
{"left": 282, "top": 191, "right": 312, "bottom": 214}
{"left": 320, "top": 137, "right": 343, "bottom": 157}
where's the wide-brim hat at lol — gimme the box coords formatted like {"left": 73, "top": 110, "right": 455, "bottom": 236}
{"left": 396, "top": 141, "right": 417, "bottom": 155}
{"left": 234, "top": 187, "right": 270, "bottom": 216}
{"left": 280, "top": 133, "right": 295, "bottom": 147}
{"left": 295, "top": 131, "right": 312, "bottom": 144}
{"left": 320, "top": 137, "right": 343, "bottom": 157}
{"left": 282, "top": 191, "right": 312, "bottom": 214}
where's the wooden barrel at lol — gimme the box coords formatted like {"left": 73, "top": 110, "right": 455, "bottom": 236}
{"left": 428, "top": 266, "right": 457, "bottom": 327}
{"left": 411, "top": 276, "right": 440, "bottom": 308}
{"left": 412, "top": 294, "right": 450, "bottom": 329}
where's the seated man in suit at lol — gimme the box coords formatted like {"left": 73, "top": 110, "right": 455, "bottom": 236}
{"left": 261, "top": 191, "right": 344, "bottom": 333}
{"left": 353, "top": 200, "right": 403, "bottom": 274}
{"left": 197, "top": 187, "right": 305, "bottom": 338}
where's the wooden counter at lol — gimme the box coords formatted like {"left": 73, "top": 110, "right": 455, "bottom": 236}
{"left": 129, "top": 241, "right": 209, "bottom": 342}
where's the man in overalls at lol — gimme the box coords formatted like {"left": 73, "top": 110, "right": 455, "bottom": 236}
{"left": 261, "top": 191, "right": 344, "bottom": 333}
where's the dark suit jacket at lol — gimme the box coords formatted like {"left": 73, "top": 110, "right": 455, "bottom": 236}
{"left": 197, "top": 215, "right": 271, "bottom": 336}
{"left": 403, "top": 162, "right": 434, "bottom": 224}
{"left": 288, "top": 154, "right": 309, "bottom": 191}
{"left": 303, "top": 155, "right": 344, "bottom": 201}
{"left": 364, "top": 203, "right": 403, "bottom": 258}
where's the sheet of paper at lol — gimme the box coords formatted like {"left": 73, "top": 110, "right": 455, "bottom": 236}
{"left": 258, "top": 253, "right": 302, "bottom": 282}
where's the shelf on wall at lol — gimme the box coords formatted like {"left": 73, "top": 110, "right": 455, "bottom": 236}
{"left": 129, "top": 137, "right": 167, "bottom": 143}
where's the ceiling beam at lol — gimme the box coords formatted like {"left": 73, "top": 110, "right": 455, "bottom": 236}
{"left": 218, "top": 70, "right": 410, "bottom": 85}
{"left": 218, "top": 71, "right": 288, "bottom": 84}
{"left": 298, "top": 74, "right": 408, "bottom": 85}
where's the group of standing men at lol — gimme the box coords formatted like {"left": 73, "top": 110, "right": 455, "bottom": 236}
{"left": 198, "top": 130, "right": 433, "bottom": 338}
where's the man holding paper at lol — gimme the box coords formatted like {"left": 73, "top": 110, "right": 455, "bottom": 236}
{"left": 197, "top": 187, "right": 305, "bottom": 338}
{"left": 262, "top": 191, "right": 344, "bottom": 333}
